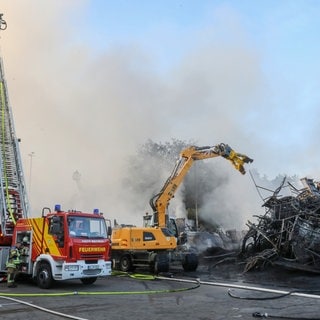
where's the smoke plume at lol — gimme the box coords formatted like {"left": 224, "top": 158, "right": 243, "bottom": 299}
{"left": 0, "top": 1, "right": 315, "bottom": 228}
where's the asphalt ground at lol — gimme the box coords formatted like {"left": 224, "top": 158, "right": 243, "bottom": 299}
{"left": 0, "top": 261, "right": 320, "bottom": 320}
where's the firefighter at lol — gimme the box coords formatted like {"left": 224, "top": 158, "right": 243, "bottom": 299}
{"left": 20, "top": 236, "right": 30, "bottom": 270}
{"left": 21, "top": 236, "right": 30, "bottom": 256}
{"left": 6, "top": 242, "right": 22, "bottom": 288}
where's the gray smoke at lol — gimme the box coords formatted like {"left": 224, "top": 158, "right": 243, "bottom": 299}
{"left": 0, "top": 1, "right": 315, "bottom": 228}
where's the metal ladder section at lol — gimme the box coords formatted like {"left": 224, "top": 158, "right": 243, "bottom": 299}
{"left": 0, "top": 58, "right": 29, "bottom": 238}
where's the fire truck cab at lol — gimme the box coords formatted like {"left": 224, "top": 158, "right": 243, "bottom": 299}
{"left": 13, "top": 205, "right": 112, "bottom": 289}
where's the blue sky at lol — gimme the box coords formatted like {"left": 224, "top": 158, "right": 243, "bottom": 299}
{"left": 1, "top": 0, "right": 320, "bottom": 223}
{"left": 77, "top": 0, "right": 320, "bottom": 144}
{"left": 80, "top": 1, "right": 320, "bottom": 73}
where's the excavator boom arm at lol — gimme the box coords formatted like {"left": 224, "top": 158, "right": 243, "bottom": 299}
{"left": 150, "top": 143, "right": 253, "bottom": 228}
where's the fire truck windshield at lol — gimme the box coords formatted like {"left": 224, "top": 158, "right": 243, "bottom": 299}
{"left": 67, "top": 216, "right": 107, "bottom": 239}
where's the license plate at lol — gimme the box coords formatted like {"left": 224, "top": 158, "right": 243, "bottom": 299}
{"left": 87, "top": 265, "right": 99, "bottom": 270}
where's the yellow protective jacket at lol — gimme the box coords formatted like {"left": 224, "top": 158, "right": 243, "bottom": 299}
{"left": 6, "top": 247, "right": 21, "bottom": 269}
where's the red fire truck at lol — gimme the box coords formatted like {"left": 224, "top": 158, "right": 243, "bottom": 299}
{"left": 13, "top": 205, "right": 112, "bottom": 288}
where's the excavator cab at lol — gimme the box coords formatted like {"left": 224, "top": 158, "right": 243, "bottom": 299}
{"left": 167, "top": 217, "right": 179, "bottom": 238}
{"left": 143, "top": 212, "right": 153, "bottom": 227}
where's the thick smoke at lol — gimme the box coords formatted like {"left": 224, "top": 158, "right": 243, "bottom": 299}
{"left": 0, "top": 1, "right": 314, "bottom": 228}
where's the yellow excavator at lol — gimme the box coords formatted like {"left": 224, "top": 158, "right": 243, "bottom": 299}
{"left": 111, "top": 143, "right": 253, "bottom": 273}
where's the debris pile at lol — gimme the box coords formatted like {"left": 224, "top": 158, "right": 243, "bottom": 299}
{"left": 175, "top": 217, "right": 243, "bottom": 256}
{"left": 241, "top": 177, "right": 320, "bottom": 273}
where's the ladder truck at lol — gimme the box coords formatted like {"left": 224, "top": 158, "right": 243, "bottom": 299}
{"left": 0, "top": 56, "right": 30, "bottom": 269}
{"left": 0, "top": 16, "right": 112, "bottom": 288}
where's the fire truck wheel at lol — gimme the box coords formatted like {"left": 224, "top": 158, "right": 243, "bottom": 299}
{"left": 37, "top": 262, "right": 53, "bottom": 289}
{"left": 182, "top": 253, "right": 198, "bottom": 272}
{"left": 80, "top": 277, "right": 97, "bottom": 285}
{"left": 120, "top": 255, "right": 133, "bottom": 272}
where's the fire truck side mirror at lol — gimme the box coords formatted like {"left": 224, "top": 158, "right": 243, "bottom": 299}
{"left": 42, "top": 207, "right": 51, "bottom": 217}
{"left": 107, "top": 226, "right": 112, "bottom": 237}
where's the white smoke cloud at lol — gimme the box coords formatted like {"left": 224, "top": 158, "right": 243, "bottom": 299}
{"left": 0, "top": 1, "right": 315, "bottom": 229}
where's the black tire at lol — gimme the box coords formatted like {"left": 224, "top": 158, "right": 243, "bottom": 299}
{"left": 182, "top": 253, "right": 198, "bottom": 272}
{"left": 154, "top": 253, "right": 169, "bottom": 273}
{"left": 37, "top": 262, "right": 53, "bottom": 289}
{"left": 120, "top": 255, "right": 133, "bottom": 272}
{"left": 80, "top": 277, "right": 97, "bottom": 285}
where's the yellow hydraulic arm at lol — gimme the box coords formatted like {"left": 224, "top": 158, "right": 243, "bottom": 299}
{"left": 149, "top": 143, "right": 253, "bottom": 228}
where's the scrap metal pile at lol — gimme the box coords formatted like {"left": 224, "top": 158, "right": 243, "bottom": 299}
{"left": 240, "top": 177, "right": 320, "bottom": 273}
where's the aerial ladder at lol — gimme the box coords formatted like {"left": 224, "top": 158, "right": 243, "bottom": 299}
{"left": 0, "top": 15, "right": 29, "bottom": 249}
{"left": 0, "top": 16, "right": 113, "bottom": 287}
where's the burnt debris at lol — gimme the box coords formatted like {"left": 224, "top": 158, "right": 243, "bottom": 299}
{"left": 241, "top": 176, "right": 320, "bottom": 273}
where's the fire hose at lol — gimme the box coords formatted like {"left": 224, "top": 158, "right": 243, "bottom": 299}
{"left": 251, "top": 312, "right": 320, "bottom": 319}
{"left": 228, "top": 288, "right": 320, "bottom": 319}
{"left": 156, "top": 276, "right": 320, "bottom": 320}
{"left": 0, "top": 273, "right": 200, "bottom": 320}
{"left": 0, "top": 273, "right": 319, "bottom": 319}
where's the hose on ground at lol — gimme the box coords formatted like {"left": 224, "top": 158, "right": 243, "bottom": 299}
{"left": 0, "top": 272, "right": 200, "bottom": 319}
{"left": 228, "top": 288, "right": 320, "bottom": 300}
{"left": 156, "top": 276, "right": 320, "bottom": 320}
{"left": 252, "top": 311, "right": 320, "bottom": 319}
{"left": 0, "top": 295, "right": 88, "bottom": 320}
